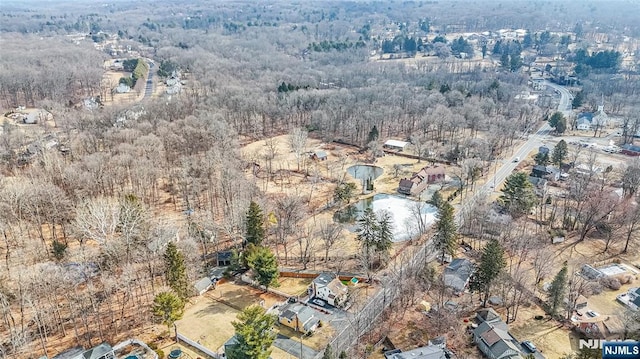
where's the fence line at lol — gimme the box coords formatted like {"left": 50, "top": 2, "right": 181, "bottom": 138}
{"left": 176, "top": 331, "right": 220, "bottom": 359}
{"left": 240, "top": 274, "right": 294, "bottom": 299}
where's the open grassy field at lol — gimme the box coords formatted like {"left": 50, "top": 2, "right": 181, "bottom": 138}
{"left": 510, "top": 306, "right": 577, "bottom": 359}
{"left": 175, "top": 282, "right": 284, "bottom": 353}
{"left": 277, "top": 277, "right": 313, "bottom": 296}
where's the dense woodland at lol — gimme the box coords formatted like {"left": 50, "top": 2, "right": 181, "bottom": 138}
{"left": 1, "top": 0, "right": 640, "bottom": 358}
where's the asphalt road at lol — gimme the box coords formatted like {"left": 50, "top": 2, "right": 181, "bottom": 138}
{"left": 460, "top": 80, "right": 572, "bottom": 219}
{"left": 144, "top": 60, "right": 155, "bottom": 99}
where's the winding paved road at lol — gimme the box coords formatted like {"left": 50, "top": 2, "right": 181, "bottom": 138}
{"left": 466, "top": 80, "right": 573, "bottom": 210}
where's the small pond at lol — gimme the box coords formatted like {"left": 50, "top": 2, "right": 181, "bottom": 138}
{"left": 346, "top": 165, "right": 384, "bottom": 181}
{"left": 334, "top": 193, "right": 437, "bottom": 242}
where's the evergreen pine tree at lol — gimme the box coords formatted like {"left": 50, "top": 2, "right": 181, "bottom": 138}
{"left": 367, "top": 125, "right": 379, "bottom": 142}
{"left": 534, "top": 152, "right": 550, "bottom": 165}
{"left": 228, "top": 306, "right": 277, "bottom": 359}
{"left": 499, "top": 172, "right": 537, "bottom": 217}
{"left": 552, "top": 140, "right": 568, "bottom": 167}
{"left": 374, "top": 210, "right": 394, "bottom": 263}
{"left": 433, "top": 201, "right": 457, "bottom": 263}
{"left": 322, "top": 345, "right": 335, "bottom": 359}
{"left": 164, "top": 242, "right": 189, "bottom": 301}
{"left": 246, "top": 201, "right": 265, "bottom": 246}
{"left": 356, "top": 207, "right": 379, "bottom": 270}
{"left": 470, "top": 238, "right": 506, "bottom": 306}
{"left": 152, "top": 291, "right": 184, "bottom": 330}
{"left": 427, "top": 190, "right": 444, "bottom": 209}
{"left": 548, "top": 262, "right": 568, "bottom": 316}
{"left": 246, "top": 246, "right": 279, "bottom": 292}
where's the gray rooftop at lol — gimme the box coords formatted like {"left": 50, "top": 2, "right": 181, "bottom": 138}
{"left": 386, "top": 344, "right": 449, "bottom": 359}
{"left": 194, "top": 277, "right": 213, "bottom": 293}
{"left": 279, "top": 303, "right": 320, "bottom": 332}
{"left": 81, "top": 343, "right": 114, "bottom": 359}
{"left": 444, "top": 258, "right": 473, "bottom": 293}
{"left": 313, "top": 272, "right": 337, "bottom": 286}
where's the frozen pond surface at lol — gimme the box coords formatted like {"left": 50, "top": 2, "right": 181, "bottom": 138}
{"left": 347, "top": 165, "right": 384, "bottom": 180}
{"left": 334, "top": 193, "right": 437, "bottom": 242}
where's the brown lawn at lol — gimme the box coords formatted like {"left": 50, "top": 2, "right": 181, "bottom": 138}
{"left": 277, "top": 277, "right": 313, "bottom": 296}
{"left": 277, "top": 324, "right": 335, "bottom": 352}
{"left": 175, "top": 282, "right": 283, "bottom": 353}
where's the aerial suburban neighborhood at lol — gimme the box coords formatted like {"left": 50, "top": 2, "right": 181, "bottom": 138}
{"left": 0, "top": 1, "right": 639, "bottom": 359}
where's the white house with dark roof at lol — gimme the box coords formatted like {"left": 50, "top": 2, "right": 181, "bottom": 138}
{"left": 310, "top": 273, "right": 348, "bottom": 307}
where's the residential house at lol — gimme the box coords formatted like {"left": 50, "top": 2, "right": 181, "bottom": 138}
{"left": 444, "top": 258, "right": 474, "bottom": 294}
{"left": 577, "top": 316, "right": 625, "bottom": 339}
{"left": 383, "top": 337, "right": 456, "bottom": 359}
{"left": 311, "top": 150, "right": 328, "bottom": 161}
{"left": 384, "top": 139, "right": 409, "bottom": 151}
{"left": 166, "top": 77, "right": 179, "bottom": 86}
{"left": 476, "top": 308, "right": 503, "bottom": 326}
{"left": 531, "top": 165, "right": 560, "bottom": 181}
{"left": 576, "top": 112, "right": 594, "bottom": 131}
{"left": 398, "top": 165, "right": 445, "bottom": 196}
{"left": 473, "top": 310, "right": 545, "bottom": 359}
{"left": 115, "top": 83, "right": 130, "bottom": 93}
{"left": 166, "top": 82, "right": 182, "bottom": 95}
{"left": 617, "top": 287, "right": 640, "bottom": 311}
{"left": 310, "top": 273, "right": 348, "bottom": 307}
{"left": 52, "top": 343, "right": 115, "bottom": 359}
{"left": 538, "top": 146, "right": 550, "bottom": 155}
{"left": 528, "top": 177, "right": 548, "bottom": 197}
{"left": 194, "top": 277, "right": 213, "bottom": 295}
{"left": 621, "top": 144, "right": 640, "bottom": 156}
{"left": 217, "top": 251, "right": 232, "bottom": 267}
{"left": 576, "top": 118, "right": 591, "bottom": 131}
{"left": 629, "top": 287, "right": 640, "bottom": 311}
{"left": 24, "top": 109, "right": 53, "bottom": 125}
{"left": 473, "top": 321, "right": 523, "bottom": 359}
{"left": 278, "top": 303, "right": 320, "bottom": 334}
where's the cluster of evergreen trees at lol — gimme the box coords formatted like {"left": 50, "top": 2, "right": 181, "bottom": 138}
{"left": 493, "top": 40, "right": 523, "bottom": 72}
{"left": 356, "top": 207, "right": 394, "bottom": 273}
{"left": 450, "top": 36, "right": 474, "bottom": 56}
{"left": 277, "top": 81, "right": 311, "bottom": 93}
{"left": 308, "top": 40, "right": 366, "bottom": 52}
{"left": 574, "top": 49, "right": 621, "bottom": 72}
{"left": 157, "top": 60, "right": 178, "bottom": 78}
{"left": 119, "top": 58, "right": 148, "bottom": 88}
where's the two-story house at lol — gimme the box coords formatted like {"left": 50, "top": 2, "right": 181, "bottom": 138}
{"left": 310, "top": 273, "right": 348, "bottom": 307}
